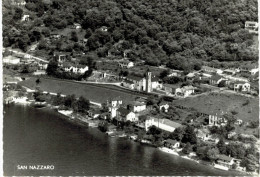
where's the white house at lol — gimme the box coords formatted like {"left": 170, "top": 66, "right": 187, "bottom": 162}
{"left": 123, "top": 80, "right": 135, "bottom": 90}
{"left": 108, "top": 98, "right": 122, "bottom": 118}
{"left": 215, "top": 155, "right": 235, "bottom": 170}
{"left": 250, "top": 68, "right": 259, "bottom": 75}
{"left": 151, "top": 77, "right": 162, "bottom": 90}
{"left": 176, "top": 85, "right": 196, "bottom": 97}
{"left": 21, "top": 15, "right": 30, "bottom": 22}
{"left": 3, "top": 56, "right": 20, "bottom": 65}
{"left": 63, "top": 63, "right": 89, "bottom": 74}
{"left": 145, "top": 117, "right": 182, "bottom": 132}
{"left": 164, "top": 139, "right": 180, "bottom": 149}
{"left": 130, "top": 101, "right": 146, "bottom": 113}
{"left": 72, "top": 23, "right": 82, "bottom": 29}
{"left": 245, "top": 21, "right": 258, "bottom": 34}
{"left": 116, "top": 107, "right": 137, "bottom": 122}
{"left": 208, "top": 114, "right": 227, "bottom": 127}
{"left": 234, "top": 81, "right": 250, "bottom": 92}
{"left": 159, "top": 102, "right": 170, "bottom": 112}
{"left": 118, "top": 61, "right": 134, "bottom": 68}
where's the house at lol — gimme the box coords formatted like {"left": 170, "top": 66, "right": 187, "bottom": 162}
{"left": 88, "top": 109, "right": 102, "bottom": 119}
{"left": 159, "top": 102, "right": 169, "bottom": 112}
{"left": 100, "top": 26, "right": 108, "bottom": 31}
{"left": 50, "top": 33, "right": 62, "bottom": 40}
{"left": 38, "top": 63, "right": 48, "bottom": 70}
{"left": 129, "top": 101, "right": 146, "bottom": 113}
{"left": 123, "top": 80, "right": 135, "bottom": 90}
{"left": 168, "top": 69, "right": 183, "bottom": 77}
{"left": 215, "top": 155, "right": 235, "bottom": 169}
{"left": 164, "top": 84, "right": 180, "bottom": 95}
{"left": 11, "top": 0, "right": 26, "bottom": 6}
{"left": 33, "top": 70, "right": 46, "bottom": 75}
{"left": 227, "top": 131, "right": 237, "bottom": 139}
{"left": 118, "top": 60, "right": 134, "bottom": 68}
{"left": 145, "top": 117, "right": 182, "bottom": 132}
{"left": 208, "top": 114, "right": 227, "bottom": 126}
{"left": 250, "top": 68, "right": 259, "bottom": 75}
{"left": 107, "top": 124, "right": 117, "bottom": 131}
{"left": 164, "top": 139, "right": 180, "bottom": 149}
{"left": 116, "top": 107, "right": 137, "bottom": 122}
{"left": 202, "top": 66, "right": 218, "bottom": 73}
{"left": 123, "top": 72, "right": 156, "bottom": 93}
{"left": 245, "top": 21, "right": 258, "bottom": 34}
{"left": 209, "top": 74, "right": 223, "bottom": 85}
{"left": 21, "top": 14, "right": 30, "bottom": 21}
{"left": 63, "top": 63, "right": 89, "bottom": 74}
{"left": 175, "top": 85, "right": 196, "bottom": 97}
{"left": 108, "top": 98, "right": 123, "bottom": 118}
{"left": 223, "top": 69, "right": 236, "bottom": 75}
{"left": 151, "top": 76, "right": 162, "bottom": 90}
{"left": 234, "top": 81, "right": 250, "bottom": 92}
{"left": 124, "top": 75, "right": 146, "bottom": 91}
{"left": 54, "top": 52, "right": 71, "bottom": 63}
{"left": 100, "top": 112, "right": 110, "bottom": 120}
{"left": 3, "top": 56, "right": 20, "bottom": 65}
{"left": 72, "top": 23, "right": 82, "bottom": 29}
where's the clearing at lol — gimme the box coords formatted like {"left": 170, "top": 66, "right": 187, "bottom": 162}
{"left": 18, "top": 77, "right": 147, "bottom": 104}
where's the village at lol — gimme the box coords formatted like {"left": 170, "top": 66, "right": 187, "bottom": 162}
{"left": 2, "top": 1, "right": 259, "bottom": 174}
{"left": 3, "top": 40, "right": 259, "bottom": 175}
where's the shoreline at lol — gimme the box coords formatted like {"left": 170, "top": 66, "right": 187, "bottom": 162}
{"left": 3, "top": 94, "right": 255, "bottom": 176}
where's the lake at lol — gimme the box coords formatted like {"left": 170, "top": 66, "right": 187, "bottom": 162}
{"left": 3, "top": 104, "right": 244, "bottom": 176}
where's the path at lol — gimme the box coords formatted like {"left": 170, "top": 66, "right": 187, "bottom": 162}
{"left": 4, "top": 48, "right": 49, "bottom": 63}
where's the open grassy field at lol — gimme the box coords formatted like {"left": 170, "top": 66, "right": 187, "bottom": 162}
{"left": 18, "top": 77, "right": 146, "bottom": 104}
{"left": 172, "top": 92, "right": 259, "bottom": 122}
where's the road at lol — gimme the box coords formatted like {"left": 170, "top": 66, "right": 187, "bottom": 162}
{"left": 4, "top": 48, "right": 49, "bottom": 63}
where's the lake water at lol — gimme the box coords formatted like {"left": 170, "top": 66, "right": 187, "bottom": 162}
{"left": 3, "top": 104, "right": 244, "bottom": 176}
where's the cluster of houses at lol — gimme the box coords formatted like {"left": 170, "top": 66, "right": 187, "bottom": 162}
{"left": 245, "top": 21, "right": 258, "bottom": 34}
{"left": 3, "top": 52, "right": 48, "bottom": 75}
{"left": 197, "top": 65, "right": 259, "bottom": 93}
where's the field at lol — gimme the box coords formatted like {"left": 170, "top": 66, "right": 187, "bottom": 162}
{"left": 18, "top": 77, "right": 147, "bottom": 104}
{"left": 172, "top": 92, "right": 259, "bottom": 122}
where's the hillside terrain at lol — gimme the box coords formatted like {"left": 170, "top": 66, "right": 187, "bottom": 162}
{"left": 3, "top": 0, "right": 258, "bottom": 70}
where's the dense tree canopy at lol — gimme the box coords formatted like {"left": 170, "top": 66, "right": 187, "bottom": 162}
{"left": 3, "top": 0, "right": 258, "bottom": 66}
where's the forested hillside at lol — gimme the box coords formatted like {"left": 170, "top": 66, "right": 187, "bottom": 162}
{"left": 3, "top": 0, "right": 258, "bottom": 70}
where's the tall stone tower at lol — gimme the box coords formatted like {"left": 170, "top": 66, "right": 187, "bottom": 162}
{"left": 146, "top": 71, "right": 152, "bottom": 93}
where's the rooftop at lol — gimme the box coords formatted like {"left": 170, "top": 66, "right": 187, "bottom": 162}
{"left": 218, "top": 155, "right": 233, "bottom": 162}
{"left": 210, "top": 74, "right": 222, "bottom": 81}
{"left": 164, "top": 84, "right": 180, "bottom": 89}
{"left": 117, "top": 107, "right": 131, "bottom": 116}
{"left": 148, "top": 117, "right": 182, "bottom": 129}
{"left": 126, "top": 75, "right": 144, "bottom": 81}
{"left": 165, "top": 139, "right": 179, "bottom": 145}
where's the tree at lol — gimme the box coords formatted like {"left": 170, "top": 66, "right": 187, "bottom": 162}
{"left": 73, "top": 96, "right": 90, "bottom": 113}
{"left": 241, "top": 154, "right": 258, "bottom": 172}
{"left": 36, "top": 78, "right": 41, "bottom": 85}
{"left": 182, "top": 125, "right": 197, "bottom": 144}
{"left": 169, "top": 127, "right": 185, "bottom": 141}
{"left": 46, "top": 60, "right": 58, "bottom": 76}
{"left": 159, "top": 70, "right": 169, "bottom": 79}
{"left": 217, "top": 138, "right": 227, "bottom": 154}
{"left": 206, "top": 147, "right": 219, "bottom": 162}
{"left": 182, "top": 142, "right": 192, "bottom": 154}
{"left": 71, "top": 31, "right": 78, "bottom": 42}
{"left": 13, "top": 8, "right": 23, "bottom": 20}
{"left": 64, "top": 94, "right": 76, "bottom": 108}
{"left": 148, "top": 125, "right": 162, "bottom": 135}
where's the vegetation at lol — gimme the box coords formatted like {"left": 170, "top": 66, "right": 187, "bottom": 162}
{"left": 3, "top": 0, "right": 258, "bottom": 70}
